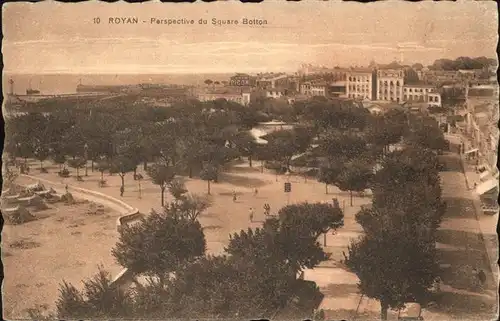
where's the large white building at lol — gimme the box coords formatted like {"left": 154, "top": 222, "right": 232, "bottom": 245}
{"left": 197, "top": 91, "right": 251, "bottom": 106}
{"left": 402, "top": 84, "right": 441, "bottom": 107}
{"left": 346, "top": 68, "right": 376, "bottom": 100}
{"left": 376, "top": 69, "right": 405, "bottom": 102}
{"left": 300, "top": 80, "right": 327, "bottom": 97}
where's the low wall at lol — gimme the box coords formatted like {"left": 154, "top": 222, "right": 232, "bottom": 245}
{"left": 19, "top": 174, "right": 141, "bottom": 291}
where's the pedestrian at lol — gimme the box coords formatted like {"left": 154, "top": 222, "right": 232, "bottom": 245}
{"left": 249, "top": 207, "right": 254, "bottom": 222}
{"left": 120, "top": 185, "right": 124, "bottom": 197}
{"left": 254, "top": 188, "right": 258, "bottom": 197}
{"left": 65, "top": 184, "right": 69, "bottom": 194}
{"left": 232, "top": 190, "right": 237, "bottom": 202}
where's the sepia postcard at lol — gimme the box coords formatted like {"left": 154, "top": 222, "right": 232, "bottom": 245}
{"left": 1, "top": 1, "right": 499, "bottom": 320}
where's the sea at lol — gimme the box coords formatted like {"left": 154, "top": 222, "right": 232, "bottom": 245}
{"left": 2, "top": 73, "right": 235, "bottom": 95}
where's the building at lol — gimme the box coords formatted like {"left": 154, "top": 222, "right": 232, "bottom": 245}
{"left": 300, "top": 80, "right": 327, "bottom": 97}
{"left": 427, "top": 92, "right": 442, "bottom": 107}
{"left": 265, "top": 88, "right": 288, "bottom": 99}
{"left": 376, "top": 69, "right": 404, "bottom": 102}
{"left": 229, "top": 73, "right": 257, "bottom": 87}
{"left": 463, "top": 85, "right": 498, "bottom": 175}
{"left": 256, "top": 73, "right": 289, "bottom": 89}
{"left": 197, "top": 88, "right": 251, "bottom": 106}
{"left": 402, "top": 84, "right": 440, "bottom": 106}
{"left": 346, "top": 68, "right": 376, "bottom": 100}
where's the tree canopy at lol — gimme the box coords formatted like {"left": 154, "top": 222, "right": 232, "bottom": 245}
{"left": 112, "top": 207, "right": 206, "bottom": 279}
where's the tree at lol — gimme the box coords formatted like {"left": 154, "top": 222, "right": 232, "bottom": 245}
{"left": 366, "top": 115, "right": 404, "bottom": 155}
{"left": 96, "top": 160, "right": 109, "bottom": 181}
{"left": 346, "top": 232, "right": 439, "bottom": 320}
{"left": 369, "top": 147, "right": 446, "bottom": 231}
{"left": 112, "top": 207, "right": 206, "bottom": 281}
{"left": 172, "top": 193, "right": 212, "bottom": 221}
{"left": 204, "top": 79, "right": 213, "bottom": 86}
{"left": 317, "top": 161, "right": 342, "bottom": 194}
{"left": 67, "top": 158, "right": 86, "bottom": 177}
{"left": 176, "top": 136, "right": 203, "bottom": 178}
{"left": 264, "top": 129, "right": 312, "bottom": 170}
{"left": 227, "top": 202, "right": 344, "bottom": 276}
{"left": 147, "top": 162, "right": 176, "bottom": 207}
{"left": 336, "top": 160, "right": 374, "bottom": 206}
{"left": 34, "top": 145, "right": 50, "bottom": 170}
{"left": 199, "top": 162, "right": 219, "bottom": 195}
{"left": 234, "top": 131, "right": 258, "bottom": 167}
{"left": 2, "top": 164, "right": 18, "bottom": 187}
{"left": 168, "top": 178, "right": 189, "bottom": 201}
{"left": 133, "top": 254, "right": 318, "bottom": 319}
{"left": 110, "top": 155, "right": 138, "bottom": 195}
{"left": 56, "top": 266, "right": 134, "bottom": 319}
{"left": 52, "top": 153, "right": 67, "bottom": 171}
{"left": 406, "top": 120, "right": 447, "bottom": 152}
{"left": 318, "top": 129, "right": 368, "bottom": 161}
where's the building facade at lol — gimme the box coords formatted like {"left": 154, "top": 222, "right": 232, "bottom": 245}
{"left": 402, "top": 84, "right": 440, "bottom": 106}
{"left": 376, "top": 69, "right": 404, "bottom": 102}
{"left": 197, "top": 91, "right": 251, "bottom": 106}
{"left": 464, "top": 85, "right": 499, "bottom": 173}
{"left": 346, "top": 69, "right": 376, "bottom": 100}
{"left": 300, "top": 80, "right": 327, "bottom": 97}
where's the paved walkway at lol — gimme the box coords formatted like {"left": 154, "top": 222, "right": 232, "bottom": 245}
{"left": 434, "top": 151, "right": 498, "bottom": 320}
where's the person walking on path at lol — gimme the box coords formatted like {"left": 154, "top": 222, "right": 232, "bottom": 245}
{"left": 120, "top": 185, "right": 124, "bottom": 197}
{"left": 249, "top": 207, "right": 254, "bottom": 222}
{"left": 232, "top": 190, "right": 237, "bottom": 202}
{"left": 254, "top": 188, "right": 258, "bottom": 197}
{"left": 65, "top": 184, "right": 69, "bottom": 194}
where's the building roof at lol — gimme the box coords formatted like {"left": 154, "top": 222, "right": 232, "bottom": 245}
{"left": 403, "top": 83, "right": 435, "bottom": 88}
{"left": 348, "top": 68, "right": 373, "bottom": 74}
{"left": 468, "top": 88, "right": 495, "bottom": 97}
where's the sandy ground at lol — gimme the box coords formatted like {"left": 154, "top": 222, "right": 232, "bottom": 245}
{"left": 4, "top": 159, "right": 370, "bottom": 319}
{"left": 2, "top": 179, "right": 123, "bottom": 319}
{"left": 11, "top": 157, "right": 497, "bottom": 321}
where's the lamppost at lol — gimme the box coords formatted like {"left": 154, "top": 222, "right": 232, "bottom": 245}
{"left": 84, "top": 143, "right": 89, "bottom": 176}
{"left": 285, "top": 169, "right": 291, "bottom": 205}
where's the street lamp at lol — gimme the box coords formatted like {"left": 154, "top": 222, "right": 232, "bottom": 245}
{"left": 84, "top": 143, "right": 89, "bottom": 176}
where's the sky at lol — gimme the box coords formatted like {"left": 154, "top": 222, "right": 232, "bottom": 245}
{"left": 2, "top": 0, "right": 498, "bottom": 74}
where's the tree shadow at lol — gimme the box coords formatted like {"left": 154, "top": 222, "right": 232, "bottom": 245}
{"left": 428, "top": 290, "right": 498, "bottom": 319}
{"left": 203, "top": 225, "right": 222, "bottom": 231}
{"left": 441, "top": 196, "right": 476, "bottom": 219}
{"left": 436, "top": 228, "right": 485, "bottom": 249}
{"left": 218, "top": 172, "right": 269, "bottom": 188}
{"left": 320, "top": 283, "right": 360, "bottom": 298}
{"left": 227, "top": 165, "right": 264, "bottom": 174}
{"left": 324, "top": 308, "right": 379, "bottom": 321}
{"left": 438, "top": 154, "right": 462, "bottom": 172}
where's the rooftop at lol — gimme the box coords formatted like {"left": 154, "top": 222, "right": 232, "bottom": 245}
{"left": 348, "top": 68, "right": 373, "bottom": 74}
{"left": 403, "top": 83, "right": 435, "bottom": 88}
{"left": 468, "top": 88, "right": 496, "bottom": 97}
